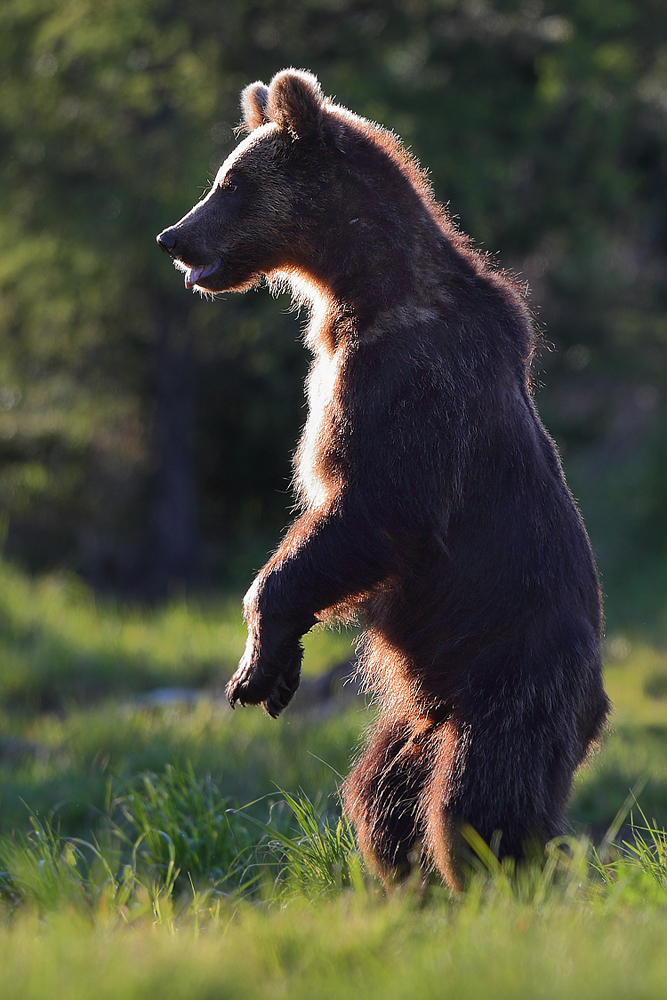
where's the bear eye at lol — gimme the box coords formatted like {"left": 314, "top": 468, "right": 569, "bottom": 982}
{"left": 220, "top": 177, "right": 239, "bottom": 193}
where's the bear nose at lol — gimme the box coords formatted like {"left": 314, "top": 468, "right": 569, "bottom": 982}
{"left": 156, "top": 228, "right": 178, "bottom": 255}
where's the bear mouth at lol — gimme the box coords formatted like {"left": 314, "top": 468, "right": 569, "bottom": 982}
{"left": 177, "top": 259, "right": 221, "bottom": 290}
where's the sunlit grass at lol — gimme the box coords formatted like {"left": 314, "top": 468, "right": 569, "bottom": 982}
{"left": 1, "top": 894, "right": 667, "bottom": 1000}
{"left": 0, "top": 779, "right": 665, "bottom": 1000}
{"left": 0, "top": 696, "right": 372, "bottom": 837}
{"left": 604, "top": 636, "right": 667, "bottom": 726}
{"left": 3, "top": 556, "right": 667, "bottom": 996}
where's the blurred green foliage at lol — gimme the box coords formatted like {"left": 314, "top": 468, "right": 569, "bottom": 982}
{"left": 1, "top": 1, "right": 667, "bottom": 626}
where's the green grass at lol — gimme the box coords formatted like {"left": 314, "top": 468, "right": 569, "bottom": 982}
{"left": 569, "top": 639, "right": 667, "bottom": 831}
{"left": 0, "top": 556, "right": 356, "bottom": 708}
{"left": 0, "top": 789, "right": 666, "bottom": 999}
{"left": 0, "top": 697, "right": 370, "bottom": 838}
{"left": 0, "top": 898, "right": 666, "bottom": 1000}
{"left": 3, "top": 557, "right": 667, "bottom": 996}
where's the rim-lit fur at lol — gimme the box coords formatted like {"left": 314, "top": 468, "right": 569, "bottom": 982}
{"left": 158, "top": 69, "right": 609, "bottom": 889}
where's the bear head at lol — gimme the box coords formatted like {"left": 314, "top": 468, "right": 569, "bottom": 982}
{"left": 156, "top": 69, "right": 340, "bottom": 293}
{"left": 156, "top": 69, "right": 437, "bottom": 297}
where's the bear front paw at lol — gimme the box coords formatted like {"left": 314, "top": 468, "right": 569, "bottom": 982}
{"left": 262, "top": 668, "right": 301, "bottom": 718}
{"left": 225, "top": 635, "right": 303, "bottom": 718}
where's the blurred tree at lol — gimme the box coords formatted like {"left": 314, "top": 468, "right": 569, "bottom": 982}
{"left": 0, "top": 0, "right": 667, "bottom": 624}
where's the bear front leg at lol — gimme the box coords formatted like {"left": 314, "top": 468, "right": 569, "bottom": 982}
{"left": 226, "top": 505, "right": 395, "bottom": 716}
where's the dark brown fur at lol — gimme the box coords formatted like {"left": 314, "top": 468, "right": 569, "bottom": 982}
{"left": 157, "top": 69, "right": 609, "bottom": 889}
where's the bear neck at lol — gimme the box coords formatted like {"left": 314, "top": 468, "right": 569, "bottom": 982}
{"left": 292, "top": 214, "right": 515, "bottom": 358}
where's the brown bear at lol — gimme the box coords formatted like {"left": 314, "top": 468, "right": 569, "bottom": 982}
{"left": 157, "top": 69, "right": 609, "bottom": 889}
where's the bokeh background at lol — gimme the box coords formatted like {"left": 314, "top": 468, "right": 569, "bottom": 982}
{"left": 3, "top": 0, "right": 667, "bottom": 638}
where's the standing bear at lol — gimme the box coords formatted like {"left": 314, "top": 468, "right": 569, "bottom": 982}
{"left": 157, "top": 69, "right": 609, "bottom": 889}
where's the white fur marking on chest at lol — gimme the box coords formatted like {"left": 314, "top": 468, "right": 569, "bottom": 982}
{"left": 297, "top": 348, "right": 341, "bottom": 509}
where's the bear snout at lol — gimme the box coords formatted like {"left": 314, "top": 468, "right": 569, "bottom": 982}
{"left": 156, "top": 228, "right": 178, "bottom": 255}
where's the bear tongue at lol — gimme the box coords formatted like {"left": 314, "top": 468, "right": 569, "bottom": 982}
{"left": 185, "top": 261, "right": 218, "bottom": 289}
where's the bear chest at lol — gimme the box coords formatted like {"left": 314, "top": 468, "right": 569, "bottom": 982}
{"left": 296, "top": 350, "right": 347, "bottom": 508}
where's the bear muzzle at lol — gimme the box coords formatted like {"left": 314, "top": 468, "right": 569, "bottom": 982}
{"left": 156, "top": 228, "right": 221, "bottom": 289}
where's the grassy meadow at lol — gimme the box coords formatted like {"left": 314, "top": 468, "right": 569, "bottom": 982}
{"left": 1, "top": 556, "right": 667, "bottom": 997}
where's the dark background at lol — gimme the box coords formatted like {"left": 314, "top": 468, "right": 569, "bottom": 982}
{"left": 2, "top": 0, "right": 667, "bottom": 635}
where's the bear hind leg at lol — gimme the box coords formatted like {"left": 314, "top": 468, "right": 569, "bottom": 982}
{"left": 342, "top": 715, "right": 434, "bottom": 887}
{"left": 418, "top": 716, "right": 574, "bottom": 890}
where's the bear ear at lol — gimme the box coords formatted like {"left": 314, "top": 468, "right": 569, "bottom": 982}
{"left": 267, "top": 69, "right": 325, "bottom": 140}
{"left": 241, "top": 81, "right": 270, "bottom": 131}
